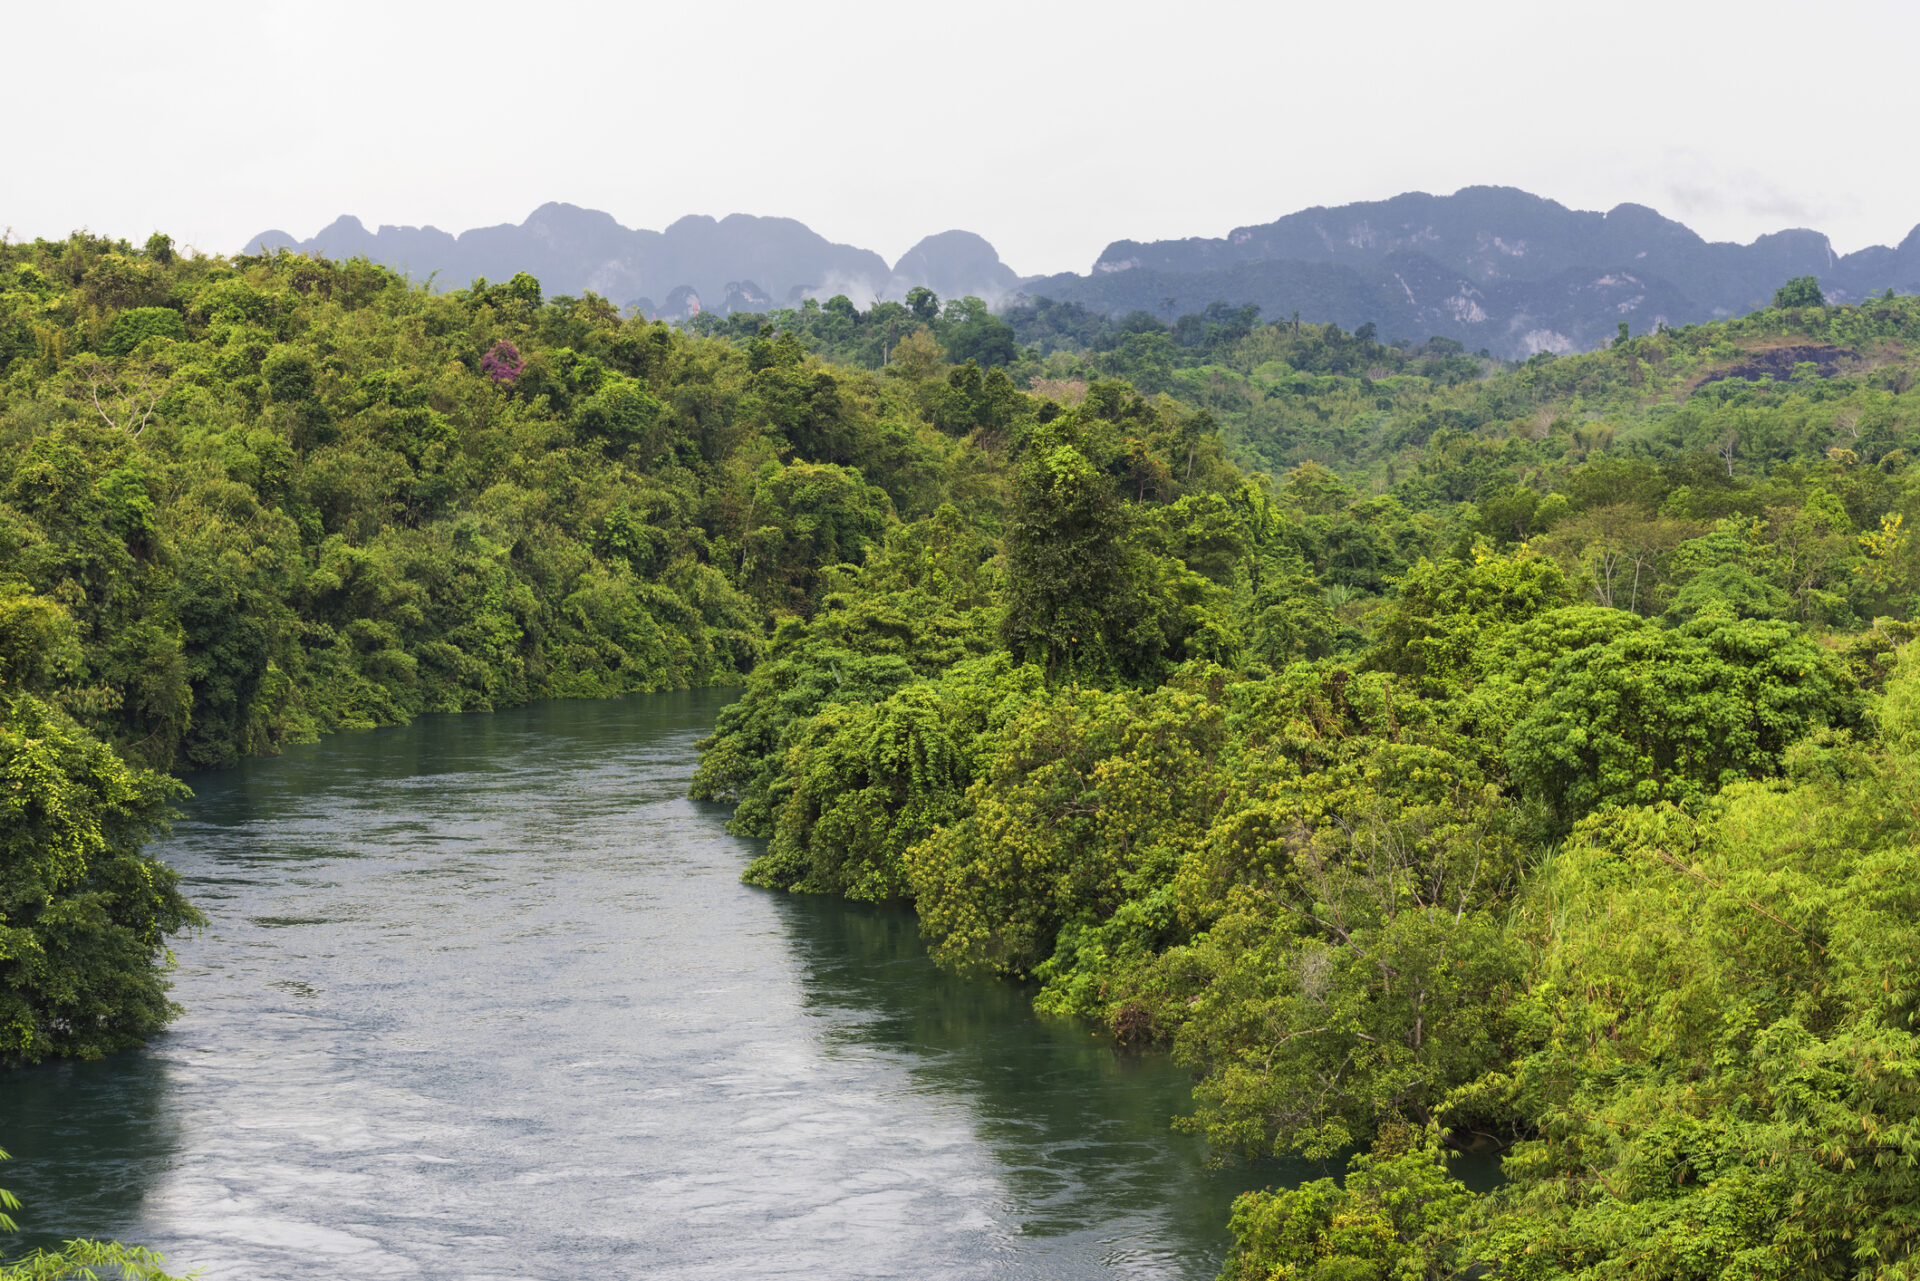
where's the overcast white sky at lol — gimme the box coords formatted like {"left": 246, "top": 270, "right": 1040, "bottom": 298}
{"left": 5, "top": 0, "right": 1916, "bottom": 276}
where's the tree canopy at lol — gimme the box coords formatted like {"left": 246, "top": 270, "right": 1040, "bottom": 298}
{"left": 11, "top": 230, "right": 1920, "bottom": 1276}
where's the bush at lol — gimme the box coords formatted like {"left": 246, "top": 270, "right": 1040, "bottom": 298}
{"left": 0, "top": 695, "right": 198, "bottom": 1063}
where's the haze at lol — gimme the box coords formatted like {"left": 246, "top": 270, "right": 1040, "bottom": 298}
{"left": 7, "top": 0, "right": 1917, "bottom": 273}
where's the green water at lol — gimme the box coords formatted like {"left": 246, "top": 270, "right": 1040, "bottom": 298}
{"left": 2, "top": 689, "right": 1306, "bottom": 1279}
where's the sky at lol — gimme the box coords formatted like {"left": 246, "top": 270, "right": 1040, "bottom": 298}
{"left": 5, "top": 0, "right": 1918, "bottom": 277}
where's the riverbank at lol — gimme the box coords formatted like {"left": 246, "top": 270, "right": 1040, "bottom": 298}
{"left": 5, "top": 690, "right": 1278, "bottom": 1280}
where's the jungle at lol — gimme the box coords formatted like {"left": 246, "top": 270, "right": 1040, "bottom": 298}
{"left": 5, "top": 236, "right": 1920, "bottom": 1278}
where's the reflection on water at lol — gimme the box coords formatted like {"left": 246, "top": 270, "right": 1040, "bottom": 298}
{"left": 0, "top": 690, "right": 1291, "bottom": 1279}
{"left": 2, "top": 1053, "right": 179, "bottom": 1244}
{"left": 781, "top": 898, "right": 1307, "bottom": 1264}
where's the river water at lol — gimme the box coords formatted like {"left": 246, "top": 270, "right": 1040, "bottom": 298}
{"left": 3, "top": 689, "right": 1297, "bottom": 1279}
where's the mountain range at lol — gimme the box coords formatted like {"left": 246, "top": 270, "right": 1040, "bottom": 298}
{"left": 252, "top": 187, "right": 1920, "bottom": 358}
{"left": 249, "top": 206, "right": 1020, "bottom": 324}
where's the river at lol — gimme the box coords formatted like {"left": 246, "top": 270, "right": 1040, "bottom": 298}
{"left": 3, "top": 689, "right": 1299, "bottom": 1279}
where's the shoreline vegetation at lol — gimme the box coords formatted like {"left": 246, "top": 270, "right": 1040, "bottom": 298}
{"left": 5, "top": 235, "right": 1920, "bottom": 1276}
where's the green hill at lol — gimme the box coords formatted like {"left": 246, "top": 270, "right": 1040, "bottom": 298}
{"left": 8, "top": 233, "right": 1920, "bottom": 1278}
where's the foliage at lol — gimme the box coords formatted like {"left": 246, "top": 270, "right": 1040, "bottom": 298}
{"left": 1001, "top": 404, "right": 1210, "bottom": 684}
{"left": 0, "top": 1148, "right": 187, "bottom": 1279}
{"left": 0, "top": 234, "right": 998, "bottom": 776}
{"left": 0, "top": 233, "right": 1062, "bottom": 1062}
{"left": 1476, "top": 659, "right": 1920, "bottom": 1276}
{"left": 0, "top": 691, "right": 197, "bottom": 1063}
{"left": 1775, "top": 275, "right": 1828, "bottom": 309}
{"left": 1505, "top": 617, "right": 1862, "bottom": 826}
{"left": 688, "top": 287, "right": 1920, "bottom": 1277}
{"left": 0, "top": 1241, "right": 189, "bottom": 1281}
{"left": 907, "top": 678, "right": 1232, "bottom": 979}
{"left": 1220, "top": 1127, "right": 1475, "bottom": 1281}
{"left": 17, "top": 229, "right": 1920, "bottom": 1275}
{"left": 748, "top": 655, "right": 1043, "bottom": 900}
{"left": 690, "top": 504, "right": 1010, "bottom": 837}
{"left": 682, "top": 288, "right": 1018, "bottom": 374}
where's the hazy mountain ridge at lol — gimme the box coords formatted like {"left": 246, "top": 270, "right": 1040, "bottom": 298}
{"left": 250, "top": 203, "right": 1016, "bottom": 321}
{"left": 251, "top": 187, "right": 1920, "bottom": 358}
{"left": 1043, "top": 187, "right": 1920, "bottom": 356}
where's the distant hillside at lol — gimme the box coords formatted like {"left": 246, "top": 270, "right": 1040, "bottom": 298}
{"left": 1026, "top": 187, "right": 1920, "bottom": 357}
{"left": 251, "top": 189, "right": 1920, "bottom": 357}
{"left": 248, "top": 204, "right": 1021, "bottom": 320}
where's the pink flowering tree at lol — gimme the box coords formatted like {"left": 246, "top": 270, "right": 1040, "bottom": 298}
{"left": 481, "top": 340, "right": 524, "bottom": 387}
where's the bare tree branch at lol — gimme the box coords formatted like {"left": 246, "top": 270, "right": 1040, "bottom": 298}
{"left": 67, "top": 355, "right": 170, "bottom": 439}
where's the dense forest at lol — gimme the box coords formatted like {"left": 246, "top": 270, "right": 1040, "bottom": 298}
{"left": 6, "top": 233, "right": 1920, "bottom": 1278}
{"left": 697, "top": 277, "right": 1920, "bottom": 1277}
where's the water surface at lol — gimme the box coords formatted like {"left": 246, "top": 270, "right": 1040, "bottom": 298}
{"left": 3, "top": 690, "right": 1293, "bottom": 1279}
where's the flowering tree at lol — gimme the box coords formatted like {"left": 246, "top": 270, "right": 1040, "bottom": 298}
{"left": 481, "top": 340, "right": 524, "bottom": 386}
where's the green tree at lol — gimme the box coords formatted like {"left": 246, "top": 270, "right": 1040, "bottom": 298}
{"left": 1484, "top": 660, "right": 1920, "bottom": 1277}
{"left": 0, "top": 693, "right": 198, "bottom": 1063}
{"left": 1504, "top": 617, "right": 1860, "bottom": 826}
{"left": 747, "top": 655, "right": 1044, "bottom": 899}
{"left": 906, "top": 682, "right": 1230, "bottom": 981}
{"left": 740, "top": 461, "right": 895, "bottom": 612}
{"left": 1773, "top": 275, "right": 1827, "bottom": 308}
{"left": 103, "top": 307, "right": 185, "bottom": 357}
{"left": 937, "top": 297, "right": 1016, "bottom": 369}
{"left": 999, "top": 411, "right": 1209, "bottom": 684}
{"left": 1221, "top": 1127, "right": 1475, "bottom": 1281}
{"left": 1141, "top": 733, "right": 1528, "bottom": 1159}
{"left": 1366, "top": 548, "right": 1574, "bottom": 699}
{"left": 905, "top": 286, "right": 939, "bottom": 323}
